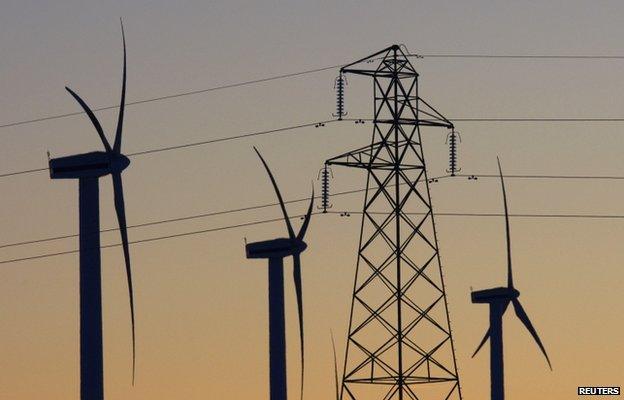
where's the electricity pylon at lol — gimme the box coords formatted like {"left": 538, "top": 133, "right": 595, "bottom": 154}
{"left": 326, "top": 45, "right": 462, "bottom": 400}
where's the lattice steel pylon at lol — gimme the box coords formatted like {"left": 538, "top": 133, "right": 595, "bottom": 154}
{"left": 326, "top": 45, "right": 462, "bottom": 400}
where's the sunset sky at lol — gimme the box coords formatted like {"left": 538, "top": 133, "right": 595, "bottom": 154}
{"left": 1, "top": 1, "right": 623, "bottom": 399}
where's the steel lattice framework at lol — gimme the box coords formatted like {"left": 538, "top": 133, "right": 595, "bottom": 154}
{"left": 326, "top": 45, "right": 462, "bottom": 400}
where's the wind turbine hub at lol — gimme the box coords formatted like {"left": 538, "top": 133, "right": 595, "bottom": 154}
{"left": 109, "top": 153, "right": 131, "bottom": 173}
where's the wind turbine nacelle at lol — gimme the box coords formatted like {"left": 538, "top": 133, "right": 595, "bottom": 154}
{"left": 471, "top": 287, "right": 519, "bottom": 303}
{"left": 49, "top": 151, "right": 130, "bottom": 179}
{"left": 246, "top": 238, "right": 307, "bottom": 260}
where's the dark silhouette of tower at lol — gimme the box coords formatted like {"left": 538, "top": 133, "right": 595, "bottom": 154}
{"left": 48, "top": 21, "right": 136, "bottom": 400}
{"left": 471, "top": 158, "right": 551, "bottom": 400}
{"left": 326, "top": 45, "right": 462, "bottom": 400}
{"left": 245, "top": 148, "right": 314, "bottom": 400}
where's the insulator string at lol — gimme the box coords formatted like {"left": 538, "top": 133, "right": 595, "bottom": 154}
{"left": 333, "top": 73, "right": 347, "bottom": 120}
{"left": 318, "top": 164, "right": 333, "bottom": 213}
{"left": 446, "top": 130, "right": 461, "bottom": 176}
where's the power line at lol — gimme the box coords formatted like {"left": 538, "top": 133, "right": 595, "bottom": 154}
{"left": 0, "top": 65, "right": 343, "bottom": 131}
{"left": 0, "top": 194, "right": 319, "bottom": 249}
{"left": 126, "top": 119, "right": 335, "bottom": 157}
{"left": 327, "top": 210, "right": 624, "bottom": 219}
{"left": 0, "top": 212, "right": 319, "bottom": 265}
{"left": 347, "top": 117, "right": 624, "bottom": 123}
{"left": 0, "top": 182, "right": 373, "bottom": 250}
{"left": 449, "top": 118, "right": 624, "bottom": 122}
{"left": 0, "top": 167, "right": 49, "bottom": 179}
{"left": 6, "top": 115, "right": 624, "bottom": 180}
{"left": 0, "top": 119, "right": 336, "bottom": 179}
{"left": 443, "top": 212, "right": 624, "bottom": 218}
{"left": 457, "top": 173, "right": 624, "bottom": 180}
{"left": 415, "top": 54, "right": 624, "bottom": 59}
{"left": 4, "top": 206, "right": 624, "bottom": 266}
{"left": 4, "top": 53, "right": 624, "bottom": 132}
{"left": 4, "top": 172, "right": 624, "bottom": 250}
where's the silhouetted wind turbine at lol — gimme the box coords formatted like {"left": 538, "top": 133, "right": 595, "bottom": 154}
{"left": 245, "top": 147, "right": 314, "bottom": 400}
{"left": 48, "top": 21, "right": 135, "bottom": 400}
{"left": 471, "top": 158, "right": 551, "bottom": 400}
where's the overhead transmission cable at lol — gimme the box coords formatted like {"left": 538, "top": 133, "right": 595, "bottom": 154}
{"left": 5, "top": 173, "right": 624, "bottom": 264}
{"left": 0, "top": 181, "right": 389, "bottom": 250}
{"left": 5, "top": 115, "right": 624, "bottom": 180}
{"left": 0, "top": 213, "right": 321, "bottom": 265}
{"left": 0, "top": 65, "right": 343, "bottom": 130}
{"left": 4, "top": 52, "right": 624, "bottom": 131}
{"left": 0, "top": 119, "right": 337, "bottom": 178}
{"left": 4, "top": 208, "right": 624, "bottom": 266}
{"left": 414, "top": 54, "right": 624, "bottom": 59}
{"left": 6, "top": 172, "right": 624, "bottom": 251}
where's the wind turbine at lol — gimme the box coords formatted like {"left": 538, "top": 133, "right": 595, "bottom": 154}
{"left": 471, "top": 158, "right": 552, "bottom": 400}
{"left": 245, "top": 147, "right": 314, "bottom": 400}
{"left": 48, "top": 21, "right": 135, "bottom": 400}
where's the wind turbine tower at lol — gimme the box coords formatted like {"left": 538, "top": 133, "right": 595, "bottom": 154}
{"left": 326, "top": 45, "right": 462, "bottom": 400}
{"left": 48, "top": 22, "right": 136, "bottom": 400}
{"left": 245, "top": 148, "right": 314, "bottom": 400}
{"left": 471, "top": 158, "right": 552, "bottom": 400}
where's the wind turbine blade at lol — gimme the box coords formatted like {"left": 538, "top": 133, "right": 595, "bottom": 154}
{"left": 65, "top": 87, "right": 112, "bottom": 153}
{"left": 497, "top": 157, "right": 513, "bottom": 288}
{"left": 512, "top": 299, "right": 552, "bottom": 370}
{"left": 112, "top": 172, "right": 137, "bottom": 383}
{"left": 253, "top": 147, "right": 296, "bottom": 239}
{"left": 293, "top": 253, "right": 305, "bottom": 400}
{"left": 296, "top": 186, "right": 314, "bottom": 240}
{"left": 472, "top": 301, "right": 510, "bottom": 357}
{"left": 471, "top": 328, "right": 491, "bottom": 358}
{"left": 113, "top": 19, "right": 127, "bottom": 154}
{"left": 331, "top": 330, "right": 340, "bottom": 400}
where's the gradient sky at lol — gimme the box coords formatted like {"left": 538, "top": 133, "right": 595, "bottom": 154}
{"left": 1, "top": 1, "right": 624, "bottom": 399}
